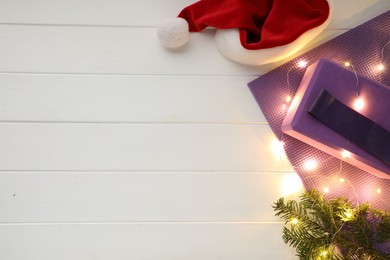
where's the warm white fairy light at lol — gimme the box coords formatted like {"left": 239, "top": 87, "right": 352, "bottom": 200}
{"left": 282, "top": 44, "right": 390, "bottom": 209}
{"left": 297, "top": 60, "right": 308, "bottom": 68}
{"left": 281, "top": 96, "right": 293, "bottom": 111}
{"left": 288, "top": 94, "right": 300, "bottom": 111}
{"left": 377, "top": 41, "right": 389, "bottom": 74}
{"left": 280, "top": 173, "right": 304, "bottom": 196}
{"left": 353, "top": 97, "right": 365, "bottom": 111}
{"left": 271, "top": 137, "right": 286, "bottom": 159}
{"left": 320, "top": 250, "right": 328, "bottom": 257}
{"left": 291, "top": 218, "right": 299, "bottom": 225}
{"left": 303, "top": 159, "right": 318, "bottom": 171}
{"left": 285, "top": 59, "right": 309, "bottom": 113}
{"left": 341, "top": 150, "right": 351, "bottom": 158}
{"left": 341, "top": 60, "right": 360, "bottom": 96}
{"left": 344, "top": 210, "right": 353, "bottom": 220}
{"left": 339, "top": 208, "right": 354, "bottom": 222}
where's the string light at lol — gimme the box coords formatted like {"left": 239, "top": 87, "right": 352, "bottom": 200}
{"left": 303, "top": 159, "right": 318, "bottom": 171}
{"left": 297, "top": 60, "right": 308, "bottom": 68}
{"left": 339, "top": 209, "right": 354, "bottom": 223}
{"left": 344, "top": 209, "right": 353, "bottom": 220}
{"left": 377, "top": 40, "right": 389, "bottom": 75}
{"left": 271, "top": 137, "right": 286, "bottom": 160}
{"left": 280, "top": 173, "right": 304, "bottom": 196}
{"left": 291, "top": 218, "right": 299, "bottom": 225}
{"left": 279, "top": 41, "right": 390, "bottom": 211}
{"left": 281, "top": 95, "right": 293, "bottom": 111}
{"left": 342, "top": 60, "right": 360, "bottom": 96}
{"left": 341, "top": 150, "right": 351, "bottom": 158}
{"left": 353, "top": 97, "right": 365, "bottom": 111}
{"left": 286, "top": 59, "right": 309, "bottom": 104}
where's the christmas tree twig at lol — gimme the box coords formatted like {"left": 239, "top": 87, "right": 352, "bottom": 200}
{"left": 273, "top": 189, "right": 390, "bottom": 259}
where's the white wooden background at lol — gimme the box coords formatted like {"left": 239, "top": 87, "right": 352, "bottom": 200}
{"left": 0, "top": 1, "right": 388, "bottom": 259}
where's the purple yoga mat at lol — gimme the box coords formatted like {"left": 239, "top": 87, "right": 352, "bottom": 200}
{"left": 248, "top": 11, "right": 390, "bottom": 212}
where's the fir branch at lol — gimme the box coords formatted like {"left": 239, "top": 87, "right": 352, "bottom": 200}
{"left": 273, "top": 189, "right": 390, "bottom": 259}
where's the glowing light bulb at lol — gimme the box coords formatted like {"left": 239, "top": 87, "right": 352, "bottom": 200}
{"left": 344, "top": 61, "right": 351, "bottom": 67}
{"left": 353, "top": 97, "right": 365, "bottom": 111}
{"left": 320, "top": 250, "right": 328, "bottom": 257}
{"left": 341, "top": 209, "right": 354, "bottom": 222}
{"left": 377, "top": 188, "right": 381, "bottom": 194}
{"left": 339, "top": 178, "right": 345, "bottom": 183}
{"left": 303, "top": 159, "right": 318, "bottom": 171}
{"left": 291, "top": 218, "right": 299, "bottom": 225}
{"left": 297, "top": 60, "right": 308, "bottom": 68}
{"left": 285, "top": 95, "right": 292, "bottom": 103}
{"left": 341, "top": 150, "right": 351, "bottom": 158}
{"left": 324, "top": 187, "right": 330, "bottom": 193}
{"left": 288, "top": 94, "right": 300, "bottom": 111}
{"left": 280, "top": 173, "right": 303, "bottom": 196}
{"left": 345, "top": 211, "right": 353, "bottom": 219}
{"left": 271, "top": 138, "right": 286, "bottom": 159}
{"left": 377, "top": 63, "right": 385, "bottom": 71}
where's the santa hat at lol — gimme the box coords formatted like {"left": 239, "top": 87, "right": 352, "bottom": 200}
{"left": 157, "top": 0, "right": 332, "bottom": 65}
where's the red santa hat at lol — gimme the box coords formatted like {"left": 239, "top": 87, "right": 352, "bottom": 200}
{"left": 157, "top": 0, "right": 332, "bottom": 65}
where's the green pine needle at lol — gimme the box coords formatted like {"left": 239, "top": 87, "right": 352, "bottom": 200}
{"left": 272, "top": 189, "right": 390, "bottom": 259}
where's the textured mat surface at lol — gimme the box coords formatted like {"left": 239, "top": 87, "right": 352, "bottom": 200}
{"left": 248, "top": 11, "right": 390, "bottom": 212}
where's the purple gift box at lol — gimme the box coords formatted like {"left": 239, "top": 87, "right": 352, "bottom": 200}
{"left": 282, "top": 59, "right": 390, "bottom": 179}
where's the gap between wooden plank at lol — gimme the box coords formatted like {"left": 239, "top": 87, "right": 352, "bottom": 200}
{"left": 0, "top": 171, "right": 301, "bottom": 222}
{"left": 0, "top": 26, "right": 345, "bottom": 76}
{"left": 0, "top": 74, "right": 265, "bottom": 123}
{"left": 0, "top": 123, "right": 293, "bottom": 172}
{"left": 0, "top": 221, "right": 285, "bottom": 226}
{"left": 0, "top": 222, "right": 296, "bottom": 260}
{"left": 0, "top": 0, "right": 387, "bottom": 30}
{"left": 0, "top": 121, "right": 268, "bottom": 125}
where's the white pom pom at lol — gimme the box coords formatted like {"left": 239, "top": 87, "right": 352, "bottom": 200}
{"left": 157, "top": 17, "right": 189, "bottom": 48}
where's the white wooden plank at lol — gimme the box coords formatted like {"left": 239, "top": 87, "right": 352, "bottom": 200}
{"left": 0, "top": 74, "right": 264, "bottom": 123}
{"left": 0, "top": 124, "right": 292, "bottom": 171}
{"left": 0, "top": 1, "right": 375, "bottom": 260}
{"left": 0, "top": 25, "right": 264, "bottom": 76}
{"left": 0, "top": 25, "right": 351, "bottom": 75}
{"left": 0, "top": 223, "right": 295, "bottom": 260}
{"left": 0, "top": 0, "right": 197, "bottom": 27}
{"left": 0, "top": 0, "right": 387, "bottom": 30}
{"left": 0, "top": 172, "right": 303, "bottom": 223}
{"left": 328, "top": 0, "right": 390, "bottom": 29}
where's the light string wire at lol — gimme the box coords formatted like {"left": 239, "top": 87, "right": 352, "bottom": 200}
{"left": 377, "top": 40, "right": 390, "bottom": 82}
{"left": 277, "top": 41, "right": 390, "bottom": 259}
{"left": 278, "top": 40, "right": 390, "bottom": 211}
{"left": 344, "top": 63, "right": 360, "bottom": 96}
